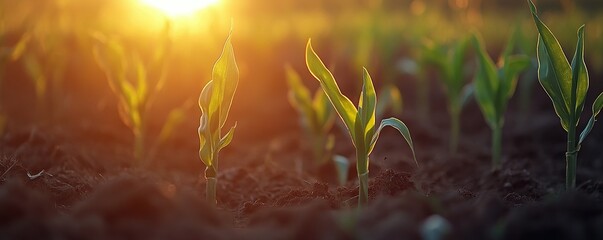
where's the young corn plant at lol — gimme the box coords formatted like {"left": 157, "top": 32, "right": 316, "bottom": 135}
{"left": 512, "top": 23, "right": 539, "bottom": 121}
{"left": 306, "top": 39, "right": 417, "bottom": 207}
{"left": 198, "top": 31, "right": 238, "bottom": 206}
{"left": 423, "top": 37, "right": 473, "bottom": 153}
{"left": 93, "top": 23, "right": 172, "bottom": 166}
{"left": 11, "top": 25, "right": 67, "bottom": 119}
{"left": 529, "top": 0, "right": 603, "bottom": 190}
{"left": 285, "top": 65, "right": 336, "bottom": 166}
{"left": 349, "top": 32, "right": 403, "bottom": 119}
{"left": 472, "top": 34, "right": 530, "bottom": 171}
{"left": 286, "top": 65, "right": 350, "bottom": 185}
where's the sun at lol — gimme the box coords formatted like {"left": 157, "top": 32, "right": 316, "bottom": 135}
{"left": 141, "top": 0, "right": 219, "bottom": 17}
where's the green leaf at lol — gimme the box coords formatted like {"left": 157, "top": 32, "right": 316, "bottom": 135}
{"left": 10, "top": 32, "right": 30, "bottom": 61}
{"left": 501, "top": 55, "right": 531, "bottom": 100}
{"left": 529, "top": 0, "right": 572, "bottom": 131}
{"left": 569, "top": 25, "right": 588, "bottom": 120}
{"left": 473, "top": 35, "right": 499, "bottom": 127}
{"left": 306, "top": 39, "right": 358, "bottom": 139}
{"left": 158, "top": 107, "right": 187, "bottom": 145}
{"left": 449, "top": 37, "right": 469, "bottom": 92}
{"left": 286, "top": 65, "right": 315, "bottom": 126}
{"left": 198, "top": 30, "right": 239, "bottom": 170}
{"left": 359, "top": 68, "right": 376, "bottom": 148}
{"left": 578, "top": 92, "right": 603, "bottom": 145}
{"left": 313, "top": 90, "right": 334, "bottom": 132}
{"left": 199, "top": 80, "right": 213, "bottom": 110}
{"left": 210, "top": 30, "right": 239, "bottom": 129}
{"left": 218, "top": 123, "right": 237, "bottom": 151}
{"left": 460, "top": 84, "right": 474, "bottom": 108}
{"left": 369, "top": 118, "right": 417, "bottom": 166}
{"left": 376, "top": 84, "right": 403, "bottom": 118}
{"left": 198, "top": 107, "right": 213, "bottom": 167}
{"left": 134, "top": 56, "right": 148, "bottom": 104}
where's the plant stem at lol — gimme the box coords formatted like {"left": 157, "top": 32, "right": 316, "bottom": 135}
{"left": 206, "top": 177, "right": 217, "bottom": 206}
{"left": 357, "top": 153, "right": 369, "bottom": 207}
{"left": 134, "top": 129, "right": 145, "bottom": 166}
{"left": 205, "top": 153, "right": 219, "bottom": 206}
{"left": 417, "top": 71, "right": 429, "bottom": 120}
{"left": 519, "top": 70, "right": 537, "bottom": 122}
{"left": 566, "top": 52, "right": 579, "bottom": 190}
{"left": 450, "top": 107, "right": 460, "bottom": 154}
{"left": 358, "top": 171, "right": 369, "bottom": 207}
{"left": 566, "top": 125, "right": 577, "bottom": 190}
{"left": 492, "top": 125, "right": 502, "bottom": 171}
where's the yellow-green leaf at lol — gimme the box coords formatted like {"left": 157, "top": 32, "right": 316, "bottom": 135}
{"left": 359, "top": 68, "right": 377, "bottom": 150}
{"left": 286, "top": 65, "right": 314, "bottom": 126}
{"left": 210, "top": 30, "right": 239, "bottom": 129}
{"left": 306, "top": 39, "right": 358, "bottom": 139}
{"left": 529, "top": 0, "right": 572, "bottom": 131}
{"left": 218, "top": 123, "right": 236, "bottom": 151}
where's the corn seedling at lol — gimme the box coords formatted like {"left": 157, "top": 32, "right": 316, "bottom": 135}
{"left": 528, "top": 0, "right": 603, "bottom": 189}
{"left": 349, "top": 30, "right": 403, "bottom": 119}
{"left": 285, "top": 65, "right": 336, "bottom": 166}
{"left": 400, "top": 40, "right": 437, "bottom": 120}
{"left": 422, "top": 37, "right": 474, "bottom": 153}
{"left": 198, "top": 31, "right": 238, "bottom": 206}
{"left": 306, "top": 39, "right": 417, "bottom": 206}
{"left": 512, "top": 23, "right": 539, "bottom": 121}
{"left": 472, "top": 34, "right": 530, "bottom": 171}
{"left": 93, "top": 22, "right": 172, "bottom": 166}
{"left": 11, "top": 24, "right": 67, "bottom": 119}
{"left": 286, "top": 65, "right": 351, "bottom": 185}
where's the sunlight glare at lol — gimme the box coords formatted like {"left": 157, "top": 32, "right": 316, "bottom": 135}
{"left": 141, "top": 0, "right": 219, "bottom": 17}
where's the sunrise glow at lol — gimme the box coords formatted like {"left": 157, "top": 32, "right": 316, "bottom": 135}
{"left": 140, "top": 0, "right": 219, "bottom": 17}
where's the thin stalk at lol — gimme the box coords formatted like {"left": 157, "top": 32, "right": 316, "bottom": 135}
{"left": 357, "top": 152, "right": 369, "bottom": 207}
{"left": 134, "top": 126, "right": 145, "bottom": 166}
{"left": 491, "top": 125, "right": 502, "bottom": 171}
{"left": 566, "top": 125, "right": 577, "bottom": 189}
{"left": 519, "top": 69, "right": 537, "bottom": 122}
{"left": 566, "top": 41, "right": 580, "bottom": 190}
{"left": 134, "top": 111, "right": 147, "bottom": 166}
{"left": 205, "top": 152, "right": 219, "bottom": 206}
{"left": 358, "top": 172, "right": 369, "bottom": 207}
{"left": 206, "top": 177, "right": 217, "bottom": 206}
{"left": 417, "top": 70, "right": 429, "bottom": 120}
{"left": 450, "top": 107, "right": 460, "bottom": 154}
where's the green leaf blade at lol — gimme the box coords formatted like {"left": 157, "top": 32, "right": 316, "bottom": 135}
{"left": 369, "top": 118, "right": 417, "bottom": 166}
{"left": 473, "top": 35, "right": 499, "bottom": 127}
{"left": 210, "top": 31, "right": 239, "bottom": 129}
{"left": 360, "top": 68, "right": 377, "bottom": 148}
{"left": 529, "top": 0, "right": 573, "bottom": 131}
{"left": 218, "top": 123, "right": 237, "bottom": 151}
{"left": 570, "top": 25, "right": 589, "bottom": 116}
{"left": 578, "top": 92, "right": 603, "bottom": 145}
{"left": 306, "top": 39, "right": 358, "bottom": 139}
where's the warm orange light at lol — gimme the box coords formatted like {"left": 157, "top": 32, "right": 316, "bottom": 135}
{"left": 140, "top": 0, "right": 219, "bottom": 17}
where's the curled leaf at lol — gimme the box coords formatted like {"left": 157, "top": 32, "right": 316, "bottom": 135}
{"left": 369, "top": 118, "right": 417, "bottom": 166}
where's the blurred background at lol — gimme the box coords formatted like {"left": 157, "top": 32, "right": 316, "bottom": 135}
{"left": 0, "top": 0, "right": 602, "bottom": 169}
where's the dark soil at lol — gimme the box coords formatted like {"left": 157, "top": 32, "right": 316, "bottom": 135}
{"left": 1, "top": 52, "right": 603, "bottom": 240}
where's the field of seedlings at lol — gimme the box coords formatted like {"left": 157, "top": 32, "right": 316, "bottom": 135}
{"left": 1, "top": 0, "right": 603, "bottom": 239}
